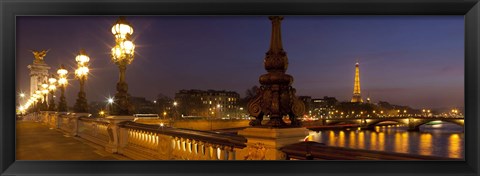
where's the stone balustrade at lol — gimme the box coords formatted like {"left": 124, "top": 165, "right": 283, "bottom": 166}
{"left": 30, "top": 112, "right": 247, "bottom": 160}
{"left": 57, "top": 113, "right": 79, "bottom": 136}
{"left": 117, "top": 122, "right": 246, "bottom": 160}
{"left": 77, "top": 117, "right": 110, "bottom": 146}
{"left": 38, "top": 111, "right": 57, "bottom": 129}
{"left": 23, "top": 112, "right": 460, "bottom": 161}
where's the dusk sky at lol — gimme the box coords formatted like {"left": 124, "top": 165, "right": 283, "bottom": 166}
{"left": 16, "top": 16, "right": 464, "bottom": 109}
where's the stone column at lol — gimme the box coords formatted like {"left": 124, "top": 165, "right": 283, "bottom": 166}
{"left": 236, "top": 127, "right": 309, "bottom": 160}
{"left": 27, "top": 50, "right": 51, "bottom": 97}
{"left": 71, "top": 113, "right": 89, "bottom": 136}
{"left": 56, "top": 112, "right": 68, "bottom": 129}
{"left": 104, "top": 115, "right": 135, "bottom": 153}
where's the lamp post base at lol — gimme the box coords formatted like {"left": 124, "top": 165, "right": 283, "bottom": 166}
{"left": 73, "top": 91, "right": 88, "bottom": 113}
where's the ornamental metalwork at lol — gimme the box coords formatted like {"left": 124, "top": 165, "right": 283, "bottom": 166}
{"left": 247, "top": 16, "right": 305, "bottom": 128}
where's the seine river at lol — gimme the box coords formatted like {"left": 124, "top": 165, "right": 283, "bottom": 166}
{"left": 306, "top": 122, "right": 464, "bottom": 158}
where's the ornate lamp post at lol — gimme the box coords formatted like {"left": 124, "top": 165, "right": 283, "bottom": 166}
{"left": 74, "top": 49, "right": 90, "bottom": 113}
{"left": 18, "top": 92, "right": 25, "bottom": 105}
{"left": 40, "top": 82, "right": 49, "bottom": 111}
{"left": 110, "top": 16, "right": 135, "bottom": 115}
{"left": 47, "top": 74, "right": 57, "bottom": 111}
{"left": 247, "top": 16, "right": 305, "bottom": 128}
{"left": 57, "top": 65, "right": 69, "bottom": 112}
{"left": 34, "top": 89, "right": 41, "bottom": 112}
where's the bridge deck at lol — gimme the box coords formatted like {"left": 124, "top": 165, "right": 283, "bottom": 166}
{"left": 16, "top": 121, "right": 128, "bottom": 160}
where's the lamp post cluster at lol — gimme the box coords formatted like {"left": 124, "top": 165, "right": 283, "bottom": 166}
{"left": 40, "top": 81, "right": 49, "bottom": 111}
{"left": 47, "top": 74, "right": 57, "bottom": 111}
{"left": 110, "top": 16, "right": 136, "bottom": 115}
{"left": 18, "top": 73, "right": 64, "bottom": 115}
{"left": 18, "top": 17, "right": 136, "bottom": 117}
{"left": 57, "top": 65, "right": 69, "bottom": 112}
{"left": 73, "top": 49, "right": 90, "bottom": 113}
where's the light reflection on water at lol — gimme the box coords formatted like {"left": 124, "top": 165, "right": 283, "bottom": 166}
{"left": 308, "top": 123, "right": 464, "bottom": 158}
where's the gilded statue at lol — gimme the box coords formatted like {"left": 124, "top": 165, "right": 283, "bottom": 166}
{"left": 30, "top": 49, "right": 49, "bottom": 63}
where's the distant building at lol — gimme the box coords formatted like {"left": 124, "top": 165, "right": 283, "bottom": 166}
{"left": 175, "top": 89, "right": 240, "bottom": 118}
{"left": 88, "top": 101, "right": 108, "bottom": 117}
{"left": 129, "top": 96, "right": 155, "bottom": 114}
{"left": 154, "top": 94, "right": 174, "bottom": 118}
{"left": 298, "top": 96, "right": 312, "bottom": 115}
{"left": 312, "top": 96, "right": 338, "bottom": 116}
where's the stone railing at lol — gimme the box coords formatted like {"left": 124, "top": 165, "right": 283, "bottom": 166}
{"left": 57, "top": 113, "right": 82, "bottom": 136}
{"left": 38, "top": 111, "right": 58, "bottom": 129}
{"left": 131, "top": 118, "right": 250, "bottom": 131}
{"left": 30, "top": 112, "right": 247, "bottom": 160}
{"left": 117, "top": 122, "right": 246, "bottom": 160}
{"left": 77, "top": 117, "right": 110, "bottom": 147}
{"left": 24, "top": 112, "right": 457, "bottom": 161}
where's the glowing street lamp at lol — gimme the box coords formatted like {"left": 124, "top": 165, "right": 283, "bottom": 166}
{"left": 216, "top": 104, "right": 222, "bottom": 118}
{"left": 73, "top": 49, "right": 90, "bottom": 113}
{"left": 106, "top": 97, "right": 114, "bottom": 113}
{"left": 18, "top": 106, "right": 25, "bottom": 115}
{"left": 172, "top": 101, "right": 178, "bottom": 120}
{"left": 57, "top": 65, "right": 69, "bottom": 112}
{"left": 99, "top": 110, "right": 106, "bottom": 117}
{"left": 38, "top": 82, "right": 49, "bottom": 111}
{"left": 17, "top": 92, "right": 26, "bottom": 108}
{"left": 110, "top": 17, "right": 136, "bottom": 115}
{"left": 451, "top": 109, "right": 457, "bottom": 113}
{"left": 108, "top": 98, "right": 114, "bottom": 104}
{"left": 47, "top": 74, "right": 57, "bottom": 111}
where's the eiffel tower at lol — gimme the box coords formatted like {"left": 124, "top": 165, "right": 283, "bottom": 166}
{"left": 351, "top": 61, "right": 363, "bottom": 103}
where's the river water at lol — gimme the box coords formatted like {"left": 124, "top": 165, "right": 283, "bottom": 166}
{"left": 306, "top": 122, "right": 464, "bottom": 158}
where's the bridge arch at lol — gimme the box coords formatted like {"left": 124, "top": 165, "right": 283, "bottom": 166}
{"left": 364, "top": 119, "right": 408, "bottom": 128}
{"left": 412, "top": 119, "right": 464, "bottom": 129}
{"left": 324, "top": 119, "right": 362, "bottom": 126}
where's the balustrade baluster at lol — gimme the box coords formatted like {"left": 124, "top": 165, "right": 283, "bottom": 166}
{"left": 154, "top": 134, "right": 159, "bottom": 149}
{"left": 128, "top": 130, "right": 132, "bottom": 145}
{"left": 193, "top": 140, "right": 198, "bottom": 155}
{"left": 149, "top": 132, "right": 155, "bottom": 150}
{"left": 145, "top": 131, "right": 150, "bottom": 149}
{"left": 227, "top": 147, "right": 235, "bottom": 160}
{"left": 181, "top": 138, "right": 186, "bottom": 152}
{"left": 134, "top": 130, "right": 139, "bottom": 146}
{"left": 177, "top": 138, "right": 181, "bottom": 151}
{"left": 206, "top": 144, "right": 213, "bottom": 160}
{"left": 171, "top": 139, "right": 176, "bottom": 150}
{"left": 140, "top": 131, "right": 145, "bottom": 148}
{"left": 186, "top": 139, "right": 192, "bottom": 153}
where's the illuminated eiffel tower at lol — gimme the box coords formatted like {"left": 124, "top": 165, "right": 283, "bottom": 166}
{"left": 351, "top": 61, "right": 363, "bottom": 103}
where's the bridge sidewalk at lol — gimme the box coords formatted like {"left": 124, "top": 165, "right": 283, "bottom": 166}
{"left": 16, "top": 121, "right": 129, "bottom": 160}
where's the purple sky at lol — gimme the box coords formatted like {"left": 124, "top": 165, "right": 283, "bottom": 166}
{"left": 16, "top": 16, "right": 464, "bottom": 109}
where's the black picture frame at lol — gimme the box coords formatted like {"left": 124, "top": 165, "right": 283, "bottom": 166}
{"left": 1, "top": 0, "right": 479, "bottom": 176}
